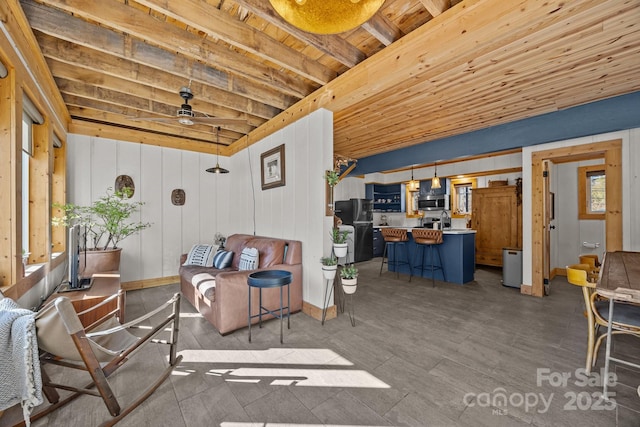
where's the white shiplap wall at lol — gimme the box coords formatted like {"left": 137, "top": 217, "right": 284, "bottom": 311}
{"left": 67, "top": 109, "right": 334, "bottom": 309}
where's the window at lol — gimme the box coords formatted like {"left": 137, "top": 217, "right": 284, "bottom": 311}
{"left": 450, "top": 178, "right": 477, "bottom": 218}
{"left": 578, "top": 164, "right": 606, "bottom": 220}
{"left": 22, "top": 112, "right": 33, "bottom": 258}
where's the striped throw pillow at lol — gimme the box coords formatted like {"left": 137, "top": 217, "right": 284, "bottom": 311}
{"left": 183, "top": 244, "right": 217, "bottom": 267}
{"left": 238, "top": 247, "right": 259, "bottom": 271}
{"left": 213, "top": 250, "right": 234, "bottom": 269}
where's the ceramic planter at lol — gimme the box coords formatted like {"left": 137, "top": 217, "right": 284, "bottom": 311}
{"left": 333, "top": 243, "right": 348, "bottom": 258}
{"left": 341, "top": 277, "right": 358, "bottom": 294}
{"left": 322, "top": 264, "right": 337, "bottom": 280}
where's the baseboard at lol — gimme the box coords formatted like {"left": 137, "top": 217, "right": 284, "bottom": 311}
{"left": 121, "top": 275, "right": 180, "bottom": 291}
{"left": 553, "top": 267, "right": 566, "bottom": 277}
{"left": 302, "top": 300, "right": 336, "bottom": 322}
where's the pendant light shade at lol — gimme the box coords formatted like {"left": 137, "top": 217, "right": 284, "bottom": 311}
{"left": 269, "top": 0, "right": 386, "bottom": 34}
{"left": 408, "top": 167, "right": 420, "bottom": 191}
{"left": 206, "top": 127, "right": 229, "bottom": 174}
{"left": 431, "top": 162, "right": 441, "bottom": 189}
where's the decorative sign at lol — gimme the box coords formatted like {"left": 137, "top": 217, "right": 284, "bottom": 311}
{"left": 115, "top": 175, "right": 135, "bottom": 197}
{"left": 171, "top": 189, "right": 186, "bottom": 206}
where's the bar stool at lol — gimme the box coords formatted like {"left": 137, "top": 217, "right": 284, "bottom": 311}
{"left": 411, "top": 228, "right": 445, "bottom": 287}
{"left": 379, "top": 228, "right": 411, "bottom": 280}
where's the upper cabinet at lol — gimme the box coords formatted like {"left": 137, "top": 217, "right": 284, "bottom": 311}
{"left": 366, "top": 183, "right": 405, "bottom": 213}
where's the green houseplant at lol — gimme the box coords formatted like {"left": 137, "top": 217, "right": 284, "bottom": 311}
{"left": 330, "top": 227, "right": 349, "bottom": 258}
{"left": 320, "top": 255, "right": 338, "bottom": 280}
{"left": 340, "top": 265, "right": 358, "bottom": 294}
{"left": 53, "top": 187, "right": 151, "bottom": 275}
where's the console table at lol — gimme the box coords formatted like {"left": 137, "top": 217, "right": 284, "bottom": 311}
{"left": 45, "top": 272, "right": 123, "bottom": 327}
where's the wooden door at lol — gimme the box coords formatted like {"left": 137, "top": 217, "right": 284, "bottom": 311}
{"left": 472, "top": 186, "right": 519, "bottom": 266}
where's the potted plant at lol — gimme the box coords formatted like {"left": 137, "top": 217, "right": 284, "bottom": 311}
{"left": 53, "top": 187, "right": 151, "bottom": 276}
{"left": 340, "top": 265, "right": 358, "bottom": 294}
{"left": 320, "top": 255, "right": 338, "bottom": 280}
{"left": 331, "top": 227, "right": 349, "bottom": 258}
{"left": 325, "top": 170, "right": 340, "bottom": 212}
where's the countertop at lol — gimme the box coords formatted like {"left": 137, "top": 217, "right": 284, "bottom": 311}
{"left": 374, "top": 226, "right": 476, "bottom": 234}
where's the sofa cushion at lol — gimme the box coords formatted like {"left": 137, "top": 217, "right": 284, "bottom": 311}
{"left": 183, "top": 244, "right": 217, "bottom": 267}
{"left": 213, "top": 250, "right": 234, "bottom": 269}
{"left": 250, "top": 238, "right": 286, "bottom": 268}
{"left": 238, "top": 247, "right": 259, "bottom": 271}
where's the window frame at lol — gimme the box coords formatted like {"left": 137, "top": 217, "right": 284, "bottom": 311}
{"left": 578, "top": 164, "right": 606, "bottom": 220}
{"left": 450, "top": 177, "right": 477, "bottom": 218}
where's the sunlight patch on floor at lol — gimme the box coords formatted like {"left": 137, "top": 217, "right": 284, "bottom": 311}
{"left": 177, "top": 348, "right": 353, "bottom": 365}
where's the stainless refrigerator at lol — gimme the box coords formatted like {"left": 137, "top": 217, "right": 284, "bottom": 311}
{"left": 335, "top": 199, "right": 373, "bottom": 263}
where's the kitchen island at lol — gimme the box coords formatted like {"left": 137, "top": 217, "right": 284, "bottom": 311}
{"left": 377, "top": 227, "right": 476, "bottom": 284}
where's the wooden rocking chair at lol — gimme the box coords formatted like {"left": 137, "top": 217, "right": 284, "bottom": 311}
{"left": 24, "top": 291, "right": 182, "bottom": 427}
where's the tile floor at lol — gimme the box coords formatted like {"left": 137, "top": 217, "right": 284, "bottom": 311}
{"left": 10, "top": 259, "right": 640, "bottom": 426}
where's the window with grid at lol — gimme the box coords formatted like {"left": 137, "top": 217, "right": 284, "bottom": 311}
{"left": 578, "top": 164, "right": 606, "bottom": 220}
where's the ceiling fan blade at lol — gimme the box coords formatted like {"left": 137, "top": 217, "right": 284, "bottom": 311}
{"left": 127, "top": 116, "right": 177, "bottom": 123}
{"left": 189, "top": 117, "right": 247, "bottom": 125}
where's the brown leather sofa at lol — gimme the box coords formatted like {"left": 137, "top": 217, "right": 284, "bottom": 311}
{"left": 179, "top": 234, "right": 303, "bottom": 335}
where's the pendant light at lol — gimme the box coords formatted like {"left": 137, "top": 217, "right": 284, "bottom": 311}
{"left": 269, "top": 0, "right": 386, "bottom": 34}
{"left": 206, "top": 127, "right": 229, "bottom": 174}
{"left": 431, "top": 162, "right": 441, "bottom": 189}
{"left": 407, "top": 166, "right": 420, "bottom": 191}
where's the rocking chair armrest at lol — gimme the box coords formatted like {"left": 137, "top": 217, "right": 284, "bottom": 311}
{"left": 76, "top": 290, "right": 124, "bottom": 317}
{"left": 87, "top": 293, "right": 180, "bottom": 338}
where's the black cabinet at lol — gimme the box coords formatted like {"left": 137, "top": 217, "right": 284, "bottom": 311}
{"left": 366, "top": 183, "right": 404, "bottom": 213}
{"left": 373, "top": 228, "right": 384, "bottom": 257}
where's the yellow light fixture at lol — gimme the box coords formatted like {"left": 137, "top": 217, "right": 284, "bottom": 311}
{"left": 431, "top": 162, "right": 441, "bottom": 189}
{"left": 407, "top": 167, "right": 420, "bottom": 192}
{"left": 269, "top": 0, "right": 386, "bottom": 34}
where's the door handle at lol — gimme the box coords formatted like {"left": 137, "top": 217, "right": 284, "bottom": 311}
{"left": 549, "top": 225, "right": 556, "bottom": 230}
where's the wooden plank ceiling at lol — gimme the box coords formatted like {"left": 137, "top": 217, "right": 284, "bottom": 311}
{"left": 20, "top": 0, "right": 640, "bottom": 162}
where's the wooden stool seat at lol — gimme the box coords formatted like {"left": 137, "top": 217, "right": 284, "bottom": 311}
{"left": 411, "top": 228, "right": 445, "bottom": 286}
{"left": 379, "top": 228, "right": 411, "bottom": 280}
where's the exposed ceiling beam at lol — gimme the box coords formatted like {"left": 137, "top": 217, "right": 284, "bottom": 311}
{"left": 362, "top": 13, "right": 404, "bottom": 46}
{"left": 231, "top": 0, "right": 367, "bottom": 68}
{"left": 418, "top": 0, "right": 452, "bottom": 17}
{"left": 21, "top": 0, "right": 313, "bottom": 100}
{"left": 135, "top": 0, "right": 336, "bottom": 85}
{"left": 44, "top": 57, "right": 265, "bottom": 133}
{"left": 38, "top": 34, "right": 279, "bottom": 121}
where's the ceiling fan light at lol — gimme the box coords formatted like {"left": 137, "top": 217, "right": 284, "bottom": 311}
{"left": 269, "top": 0, "right": 385, "bottom": 34}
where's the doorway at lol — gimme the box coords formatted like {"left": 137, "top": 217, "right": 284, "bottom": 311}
{"left": 530, "top": 139, "right": 622, "bottom": 297}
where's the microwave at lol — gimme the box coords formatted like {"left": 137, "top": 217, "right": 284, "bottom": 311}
{"left": 418, "top": 194, "right": 448, "bottom": 211}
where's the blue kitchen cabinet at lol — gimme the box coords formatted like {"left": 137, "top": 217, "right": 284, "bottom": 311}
{"left": 366, "top": 183, "right": 404, "bottom": 213}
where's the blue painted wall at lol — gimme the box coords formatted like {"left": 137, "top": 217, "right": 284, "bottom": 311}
{"left": 353, "top": 91, "right": 640, "bottom": 175}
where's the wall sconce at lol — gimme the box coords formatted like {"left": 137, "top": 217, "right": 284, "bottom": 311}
{"left": 431, "top": 162, "right": 441, "bottom": 189}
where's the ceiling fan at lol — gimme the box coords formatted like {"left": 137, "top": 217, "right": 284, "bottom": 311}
{"left": 129, "top": 86, "right": 246, "bottom": 126}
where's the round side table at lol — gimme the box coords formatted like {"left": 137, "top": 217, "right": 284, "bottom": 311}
{"left": 247, "top": 270, "right": 292, "bottom": 344}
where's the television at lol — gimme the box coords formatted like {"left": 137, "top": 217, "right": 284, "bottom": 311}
{"left": 65, "top": 225, "right": 91, "bottom": 290}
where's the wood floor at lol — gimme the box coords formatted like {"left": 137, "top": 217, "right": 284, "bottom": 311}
{"left": 19, "top": 260, "right": 640, "bottom": 426}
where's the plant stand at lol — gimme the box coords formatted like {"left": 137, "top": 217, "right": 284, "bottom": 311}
{"left": 321, "top": 277, "right": 335, "bottom": 325}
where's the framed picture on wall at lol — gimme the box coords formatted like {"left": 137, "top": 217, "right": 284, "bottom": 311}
{"left": 260, "top": 144, "right": 285, "bottom": 190}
